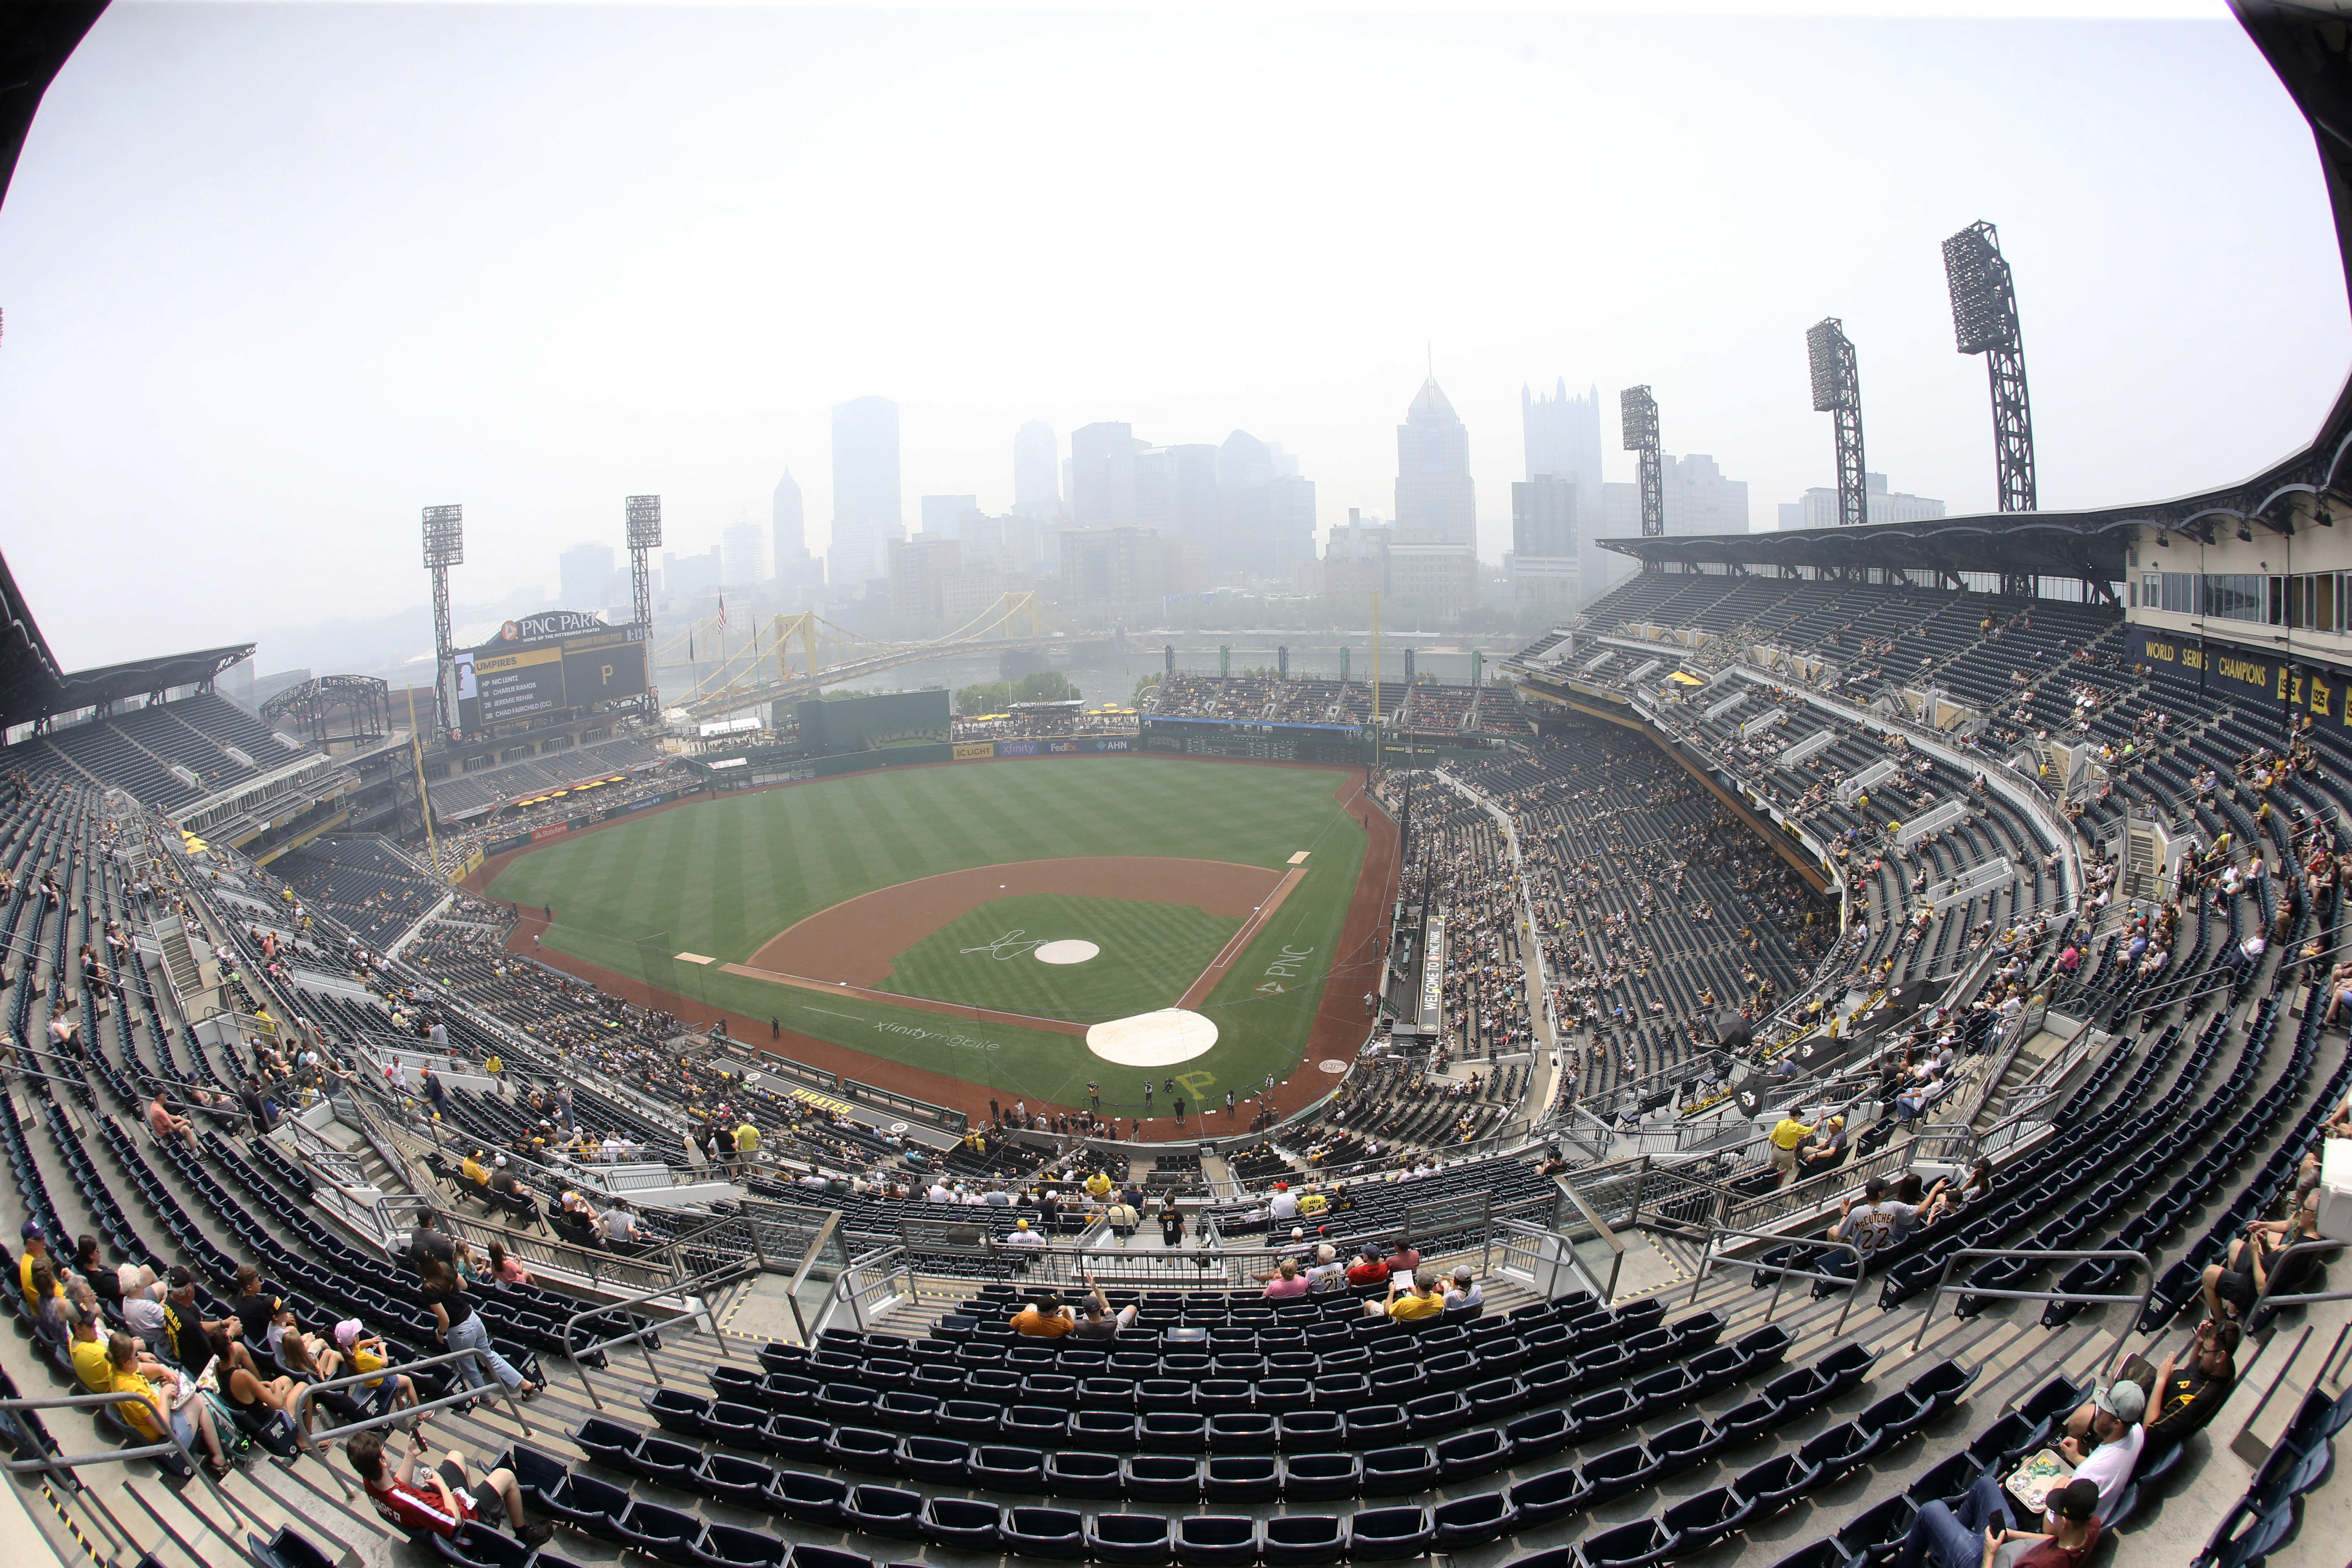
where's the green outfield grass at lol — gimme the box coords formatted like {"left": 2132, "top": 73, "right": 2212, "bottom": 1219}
{"left": 483, "top": 756, "right": 1367, "bottom": 1112}
{"left": 877, "top": 893, "right": 1238, "bottom": 1022}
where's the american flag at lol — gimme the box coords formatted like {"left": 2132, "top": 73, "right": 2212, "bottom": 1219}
{"left": 717, "top": 594, "right": 727, "bottom": 633}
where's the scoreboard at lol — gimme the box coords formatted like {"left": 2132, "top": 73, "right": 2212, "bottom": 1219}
{"left": 455, "top": 612, "right": 648, "bottom": 733}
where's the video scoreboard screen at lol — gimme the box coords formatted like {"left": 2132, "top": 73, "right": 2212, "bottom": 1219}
{"left": 455, "top": 612, "right": 648, "bottom": 733}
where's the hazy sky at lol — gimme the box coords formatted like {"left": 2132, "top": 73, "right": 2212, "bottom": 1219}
{"left": 0, "top": 1, "right": 2342, "bottom": 668}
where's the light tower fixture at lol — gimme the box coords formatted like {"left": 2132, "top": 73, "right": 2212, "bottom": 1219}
{"left": 1620, "top": 385, "right": 1663, "bottom": 538}
{"left": 1805, "top": 319, "right": 1866, "bottom": 527}
{"left": 1942, "top": 220, "right": 2038, "bottom": 513}
{"left": 625, "top": 495, "right": 663, "bottom": 717}
{"left": 421, "top": 504, "right": 464, "bottom": 735}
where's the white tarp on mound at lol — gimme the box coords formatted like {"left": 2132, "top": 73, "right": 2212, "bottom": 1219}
{"left": 1086, "top": 1008, "right": 1218, "bottom": 1065}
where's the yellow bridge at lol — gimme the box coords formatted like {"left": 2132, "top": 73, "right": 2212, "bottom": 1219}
{"left": 657, "top": 592, "right": 1093, "bottom": 720}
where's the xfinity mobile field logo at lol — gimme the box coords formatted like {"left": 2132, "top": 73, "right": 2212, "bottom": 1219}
{"left": 877, "top": 1020, "right": 1000, "bottom": 1051}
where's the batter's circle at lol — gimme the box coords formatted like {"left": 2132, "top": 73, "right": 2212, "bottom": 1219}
{"left": 1087, "top": 1008, "right": 1219, "bottom": 1065}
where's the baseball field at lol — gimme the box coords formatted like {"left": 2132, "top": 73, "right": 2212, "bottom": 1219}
{"left": 473, "top": 756, "right": 1392, "bottom": 1126}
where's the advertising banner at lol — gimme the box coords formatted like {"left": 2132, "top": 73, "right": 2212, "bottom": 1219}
{"left": 1091, "top": 738, "right": 1132, "bottom": 753}
{"left": 485, "top": 833, "right": 532, "bottom": 856}
{"left": 453, "top": 849, "right": 485, "bottom": 882}
{"left": 617, "top": 792, "right": 670, "bottom": 814}
{"left": 998, "top": 740, "right": 1040, "bottom": 756}
{"left": 1046, "top": 740, "right": 1081, "bottom": 754}
{"left": 2133, "top": 625, "right": 2352, "bottom": 720}
{"left": 530, "top": 823, "right": 569, "bottom": 842}
{"left": 954, "top": 742, "right": 996, "bottom": 760}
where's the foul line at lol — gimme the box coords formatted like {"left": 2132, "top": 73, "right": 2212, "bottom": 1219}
{"left": 1178, "top": 866, "right": 1307, "bottom": 1011}
{"left": 718, "top": 962, "right": 1088, "bottom": 1037}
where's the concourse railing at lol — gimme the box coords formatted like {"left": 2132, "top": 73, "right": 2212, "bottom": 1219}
{"left": 1911, "top": 1246, "right": 2155, "bottom": 1359}
{"left": 289, "top": 1346, "right": 536, "bottom": 1459}
{"left": 1686, "top": 1224, "right": 1867, "bottom": 1341}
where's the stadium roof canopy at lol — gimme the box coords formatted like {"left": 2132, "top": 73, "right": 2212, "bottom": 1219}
{"left": 1600, "top": 0, "right": 2352, "bottom": 587}
{"left": 0, "top": 5, "right": 262, "bottom": 732}
{"left": 0, "top": 540, "right": 254, "bottom": 730}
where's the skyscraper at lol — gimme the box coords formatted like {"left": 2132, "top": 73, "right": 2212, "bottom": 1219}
{"left": 830, "top": 396, "right": 902, "bottom": 588}
{"left": 920, "top": 495, "right": 979, "bottom": 538}
{"left": 1069, "top": 422, "right": 1144, "bottom": 527}
{"left": 722, "top": 519, "right": 768, "bottom": 587}
{"left": 1013, "top": 421, "right": 1060, "bottom": 517}
{"left": 1510, "top": 476, "right": 1578, "bottom": 611}
{"left": 559, "top": 542, "right": 614, "bottom": 611}
{"left": 1394, "top": 378, "right": 1476, "bottom": 549}
{"left": 1523, "top": 380, "right": 1604, "bottom": 490}
{"left": 772, "top": 470, "right": 804, "bottom": 560}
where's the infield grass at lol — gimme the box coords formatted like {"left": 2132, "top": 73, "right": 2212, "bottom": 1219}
{"left": 482, "top": 756, "right": 1367, "bottom": 1112}
{"left": 878, "top": 893, "right": 1238, "bottom": 1023}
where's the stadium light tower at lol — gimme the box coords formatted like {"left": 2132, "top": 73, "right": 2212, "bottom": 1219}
{"left": 1620, "top": 386, "right": 1664, "bottom": 538}
{"left": 1943, "top": 220, "right": 2037, "bottom": 513}
{"left": 421, "top": 504, "right": 464, "bottom": 735}
{"left": 626, "top": 494, "right": 663, "bottom": 717}
{"left": 1806, "top": 318, "right": 1867, "bottom": 527}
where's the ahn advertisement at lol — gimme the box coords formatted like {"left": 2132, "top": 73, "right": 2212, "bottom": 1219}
{"left": 454, "top": 612, "right": 649, "bottom": 732}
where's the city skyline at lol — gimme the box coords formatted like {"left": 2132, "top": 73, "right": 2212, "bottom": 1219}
{"left": 0, "top": 6, "right": 2341, "bottom": 664}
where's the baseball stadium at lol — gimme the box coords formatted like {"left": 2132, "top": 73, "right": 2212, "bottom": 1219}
{"left": 1, "top": 7, "right": 2352, "bottom": 1568}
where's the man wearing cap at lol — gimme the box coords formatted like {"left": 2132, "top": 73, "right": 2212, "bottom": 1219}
{"left": 1895, "top": 1475, "right": 2102, "bottom": 1568}
{"left": 1345, "top": 1244, "right": 1390, "bottom": 1289}
{"left": 1009, "top": 1290, "right": 1075, "bottom": 1338}
{"left": 1268, "top": 1183, "right": 1299, "bottom": 1224}
{"left": 1003, "top": 1219, "right": 1044, "bottom": 1250}
{"left": 17, "top": 1220, "right": 60, "bottom": 1316}
{"left": 1798, "top": 1115, "right": 1849, "bottom": 1174}
{"left": 1824, "top": 1173, "right": 1947, "bottom": 1278}
{"left": 1766, "top": 1112, "right": 1814, "bottom": 1188}
{"left": 731, "top": 1119, "right": 760, "bottom": 1173}
{"left": 1372, "top": 1269, "right": 1446, "bottom": 1321}
{"left": 1441, "top": 1264, "right": 1484, "bottom": 1318}
{"left": 460, "top": 1149, "right": 488, "bottom": 1187}
{"left": 163, "top": 1266, "right": 260, "bottom": 1378}
{"left": 2053, "top": 1377, "right": 2145, "bottom": 1519}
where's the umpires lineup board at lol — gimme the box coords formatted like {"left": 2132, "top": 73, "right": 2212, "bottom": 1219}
{"left": 456, "top": 614, "right": 648, "bottom": 730}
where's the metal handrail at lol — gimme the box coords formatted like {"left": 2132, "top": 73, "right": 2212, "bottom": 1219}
{"left": 0, "top": 1388, "right": 205, "bottom": 1480}
{"left": 289, "top": 1346, "right": 534, "bottom": 1455}
{"left": 1555, "top": 1180, "right": 1626, "bottom": 1302}
{"left": 1686, "top": 1223, "right": 1867, "bottom": 1340}
{"left": 1911, "top": 1246, "right": 2154, "bottom": 1355}
{"left": 562, "top": 1259, "right": 763, "bottom": 1411}
{"left": 782, "top": 1210, "right": 844, "bottom": 1306}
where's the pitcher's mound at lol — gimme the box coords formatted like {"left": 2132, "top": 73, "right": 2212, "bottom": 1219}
{"left": 1087, "top": 1008, "right": 1218, "bottom": 1065}
{"left": 1034, "top": 940, "right": 1100, "bottom": 965}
